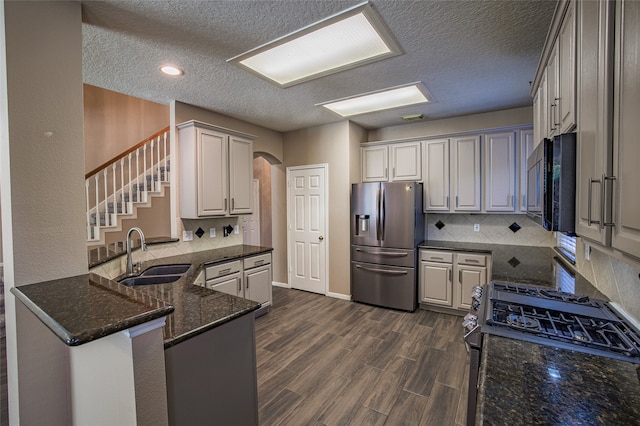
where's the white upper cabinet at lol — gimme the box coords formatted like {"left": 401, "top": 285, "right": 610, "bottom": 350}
{"left": 451, "top": 135, "right": 481, "bottom": 212}
{"left": 518, "top": 129, "right": 535, "bottom": 212}
{"left": 483, "top": 132, "right": 516, "bottom": 212}
{"left": 178, "top": 120, "right": 254, "bottom": 218}
{"left": 611, "top": 0, "right": 640, "bottom": 259}
{"left": 558, "top": 1, "right": 576, "bottom": 133}
{"left": 533, "top": 0, "right": 577, "bottom": 143}
{"left": 423, "top": 139, "right": 450, "bottom": 211}
{"left": 575, "top": 0, "right": 613, "bottom": 246}
{"left": 362, "top": 141, "right": 422, "bottom": 182}
{"left": 362, "top": 145, "right": 389, "bottom": 182}
{"left": 390, "top": 142, "right": 422, "bottom": 181}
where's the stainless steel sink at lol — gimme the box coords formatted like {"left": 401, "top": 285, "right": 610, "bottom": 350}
{"left": 119, "top": 274, "right": 183, "bottom": 286}
{"left": 140, "top": 264, "right": 191, "bottom": 276}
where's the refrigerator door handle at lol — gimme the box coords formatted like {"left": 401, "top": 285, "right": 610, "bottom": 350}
{"left": 376, "top": 189, "right": 381, "bottom": 241}
{"left": 355, "top": 264, "right": 408, "bottom": 275}
{"left": 380, "top": 186, "right": 386, "bottom": 241}
{"left": 354, "top": 248, "right": 409, "bottom": 257}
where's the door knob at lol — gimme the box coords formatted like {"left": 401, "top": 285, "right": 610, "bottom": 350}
{"left": 318, "top": 235, "right": 324, "bottom": 241}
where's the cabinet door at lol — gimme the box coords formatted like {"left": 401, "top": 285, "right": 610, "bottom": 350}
{"left": 390, "top": 142, "right": 422, "bottom": 181}
{"left": 229, "top": 135, "right": 253, "bottom": 214}
{"left": 456, "top": 265, "right": 487, "bottom": 310}
{"left": 519, "top": 129, "right": 535, "bottom": 212}
{"left": 420, "top": 261, "right": 453, "bottom": 307}
{"left": 612, "top": 0, "right": 640, "bottom": 259}
{"left": 484, "top": 132, "right": 516, "bottom": 212}
{"left": 547, "top": 42, "right": 561, "bottom": 137}
{"left": 244, "top": 265, "right": 272, "bottom": 306}
{"left": 198, "top": 129, "right": 228, "bottom": 216}
{"left": 451, "top": 135, "right": 481, "bottom": 211}
{"left": 362, "top": 146, "right": 389, "bottom": 182}
{"left": 207, "top": 274, "right": 242, "bottom": 297}
{"left": 424, "top": 139, "right": 450, "bottom": 211}
{"left": 559, "top": 1, "right": 577, "bottom": 133}
{"left": 538, "top": 72, "right": 549, "bottom": 143}
{"left": 575, "top": 0, "right": 613, "bottom": 246}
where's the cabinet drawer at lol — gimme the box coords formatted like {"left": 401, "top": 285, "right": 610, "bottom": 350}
{"left": 243, "top": 253, "right": 271, "bottom": 269}
{"left": 456, "top": 253, "right": 487, "bottom": 266}
{"left": 206, "top": 260, "right": 242, "bottom": 280}
{"left": 420, "top": 250, "right": 453, "bottom": 263}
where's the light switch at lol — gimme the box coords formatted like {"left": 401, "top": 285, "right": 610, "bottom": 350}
{"left": 182, "top": 230, "right": 193, "bottom": 241}
{"left": 210, "top": 228, "right": 216, "bottom": 238}
{"left": 234, "top": 225, "right": 239, "bottom": 234}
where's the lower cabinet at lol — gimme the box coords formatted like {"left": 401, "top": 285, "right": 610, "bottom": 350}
{"left": 204, "top": 253, "right": 272, "bottom": 316}
{"left": 419, "top": 249, "right": 490, "bottom": 311}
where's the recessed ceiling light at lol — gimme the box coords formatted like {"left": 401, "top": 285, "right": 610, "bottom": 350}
{"left": 160, "top": 65, "right": 184, "bottom": 76}
{"left": 227, "top": 2, "right": 402, "bottom": 88}
{"left": 317, "top": 82, "right": 432, "bottom": 117}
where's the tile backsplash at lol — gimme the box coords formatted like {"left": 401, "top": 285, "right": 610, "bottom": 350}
{"left": 426, "top": 214, "right": 555, "bottom": 247}
{"left": 90, "top": 216, "right": 243, "bottom": 280}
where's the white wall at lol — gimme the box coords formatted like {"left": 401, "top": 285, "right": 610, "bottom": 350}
{"left": 0, "top": 2, "right": 87, "bottom": 423}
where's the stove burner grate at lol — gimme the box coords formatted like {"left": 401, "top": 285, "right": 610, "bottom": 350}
{"left": 492, "top": 282, "right": 600, "bottom": 306}
{"left": 488, "top": 300, "right": 640, "bottom": 358}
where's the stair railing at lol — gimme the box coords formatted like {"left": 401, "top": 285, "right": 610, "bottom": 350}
{"left": 85, "top": 126, "right": 170, "bottom": 242}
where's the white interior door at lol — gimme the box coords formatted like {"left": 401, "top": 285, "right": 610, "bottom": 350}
{"left": 242, "top": 179, "right": 260, "bottom": 246}
{"left": 287, "top": 165, "right": 327, "bottom": 295}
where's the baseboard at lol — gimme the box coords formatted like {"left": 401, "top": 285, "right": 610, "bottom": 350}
{"left": 272, "top": 281, "right": 290, "bottom": 288}
{"left": 327, "top": 291, "right": 351, "bottom": 301}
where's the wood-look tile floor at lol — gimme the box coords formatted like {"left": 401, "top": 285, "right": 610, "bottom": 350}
{"left": 255, "top": 287, "right": 469, "bottom": 426}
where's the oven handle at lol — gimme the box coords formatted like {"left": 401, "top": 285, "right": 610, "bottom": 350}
{"left": 354, "top": 264, "right": 408, "bottom": 275}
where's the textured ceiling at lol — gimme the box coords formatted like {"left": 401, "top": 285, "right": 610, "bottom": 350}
{"left": 81, "top": 0, "right": 557, "bottom": 133}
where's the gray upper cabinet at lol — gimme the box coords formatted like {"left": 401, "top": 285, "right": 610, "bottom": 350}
{"left": 611, "top": 0, "right": 640, "bottom": 259}
{"left": 361, "top": 141, "right": 422, "bottom": 182}
{"left": 178, "top": 120, "right": 254, "bottom": 218}
{"left": 483, "top": 131, "right": 516, "bottom": 212}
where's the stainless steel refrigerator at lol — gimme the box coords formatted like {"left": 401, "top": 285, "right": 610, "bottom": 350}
{"left": 351, "top": 182, "right": 425, "bottom": 311}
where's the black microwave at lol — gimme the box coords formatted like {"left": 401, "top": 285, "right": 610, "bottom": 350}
{"left": 526, "top": 133, "right": 576, "bottom": 233}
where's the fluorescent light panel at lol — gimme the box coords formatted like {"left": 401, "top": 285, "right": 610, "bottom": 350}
{"left": 319, "top": 82, "right": 431, "bottom": 117}
{"left": 228, "top": 2, "right": 401, "bottom": 88}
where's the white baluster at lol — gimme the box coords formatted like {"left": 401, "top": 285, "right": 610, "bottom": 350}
{"left": 150, "top": 138, "right": 155, "bottom": 192}
{"left": 143, "top": 144, "right": 148, "bottom": 196}
{"left": 112, "top": 163, "right": 117, "bottom": 225}
{"left": 103, "top": 169, "right": 109, "bottom": 226}
{"left": 94, "top": 175, "right": 100, "bottom": 231}
{"left": 135, "top": 149, "right": 140, "bottom": 202}
{"left": 86, "top": 179, "right": 90, "bottom": 240}
{"left": 120, "top": 158, "right": 126, "bottom": 214}
{"left": 163, "top": 132, "right": 168, "bottom": 182}
{"left": 128, "top": 153, "right": 133, "bottom": 206}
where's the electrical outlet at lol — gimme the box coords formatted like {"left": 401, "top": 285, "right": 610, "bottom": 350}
{"left": 585, "top": 243, "right": 591, "bottom": 260}
{"left": 182, "top": 230, "right": 193, "bottom": 241}
{"left": 234, "top": 225, "right": 239, "bottom": 234}
{"left": 210, "top": 228, "right": 216, "bottom": 238}
{"left": 474, "top": 224, "right": 480, "bottom": 232}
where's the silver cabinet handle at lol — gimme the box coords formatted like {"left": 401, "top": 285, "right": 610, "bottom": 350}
{"left": 224, "top": 198, "right": 228, "bottom": 211}
{"left": 459, "top": 270, "right": 462, "bottom": 283}
{"left": 588, "top": 177, "right": 601, "bottom": 227}
{"left": 463, "top": 259, "right": 479, "bottom": 263}
{"left": 237, "top": 277, "right": 241, "bottom": 293}
{"left": 246, "top": 276, "right": 249, "bottom": 289}
{"left": 602, "top": 175, "right": 617, "bottom": 228}
{"left": 448, "top": 269, "right": 452, "bottom": 282}
{"left": 232, "top": 198, "right": 235, "bottom": 211}
{"left": 446, "top": 196, "right": 449, "bottom": 208}
{"left": 456, "top": 195, "right": 459, "bottom": 208}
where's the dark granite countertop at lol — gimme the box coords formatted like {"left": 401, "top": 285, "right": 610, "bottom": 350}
{"left": 88, "top": 236, "right": 179, "bottom": 268}
{"left": 477, "top": 335, "right": 640, "bottom": 425}
{"left": 113, "top": 244, "right": 273, "bottom": 348}
{"left": 418, "top": 241, "right": 607, "bottom": 298}
{"left": 14, "top": 244, "right": 272, "bottom": 348}
{"left": 11, "top": 273, "right": 174, "bottom": 346}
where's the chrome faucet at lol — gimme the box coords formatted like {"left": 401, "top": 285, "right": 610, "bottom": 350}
{"left": 126, "top": 227, "right": 147, "bottom": 276}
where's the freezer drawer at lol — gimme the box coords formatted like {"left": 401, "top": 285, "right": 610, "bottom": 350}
{"left": 351, "top": 245, "right": 415, "bottom": 268}
{"left": 351, "top": 261, "right": 417, "bottom": 311}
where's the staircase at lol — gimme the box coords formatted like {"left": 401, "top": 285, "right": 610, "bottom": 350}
{"left": 86, "top": 127, "right": 170, "bottom": 246}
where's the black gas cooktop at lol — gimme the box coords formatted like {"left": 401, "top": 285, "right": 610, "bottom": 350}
{"left": 473, "top": 281, "right": 640, "bottom": 364}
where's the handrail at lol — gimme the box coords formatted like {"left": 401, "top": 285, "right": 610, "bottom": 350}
{"left": 85, "top": 126, "right": 170, "bottom": 179}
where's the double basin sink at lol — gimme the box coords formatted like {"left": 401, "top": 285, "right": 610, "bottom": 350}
{"left": 119, "top": 264, "right": 191, "bottom": 286}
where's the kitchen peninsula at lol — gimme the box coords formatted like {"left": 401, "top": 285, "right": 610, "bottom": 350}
{"left": 13, "top": 244, "right": 273, "bottom": 425}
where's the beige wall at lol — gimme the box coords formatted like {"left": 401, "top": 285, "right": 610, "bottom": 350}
{"left": 84, "top": 84, "right": 169, "bottom": 173}
{"left": 368, "top": 106, "right": 533, "bottom": 141}
{"left": 283, "top": 121, "right": 366, "bottom": 296}
{"left": 1, "top": 1, "right": 86, "bottom": 423}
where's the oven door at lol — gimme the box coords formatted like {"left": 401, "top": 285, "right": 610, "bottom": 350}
{"left": 463, "top": 325, "right": 482, "bottom": 426}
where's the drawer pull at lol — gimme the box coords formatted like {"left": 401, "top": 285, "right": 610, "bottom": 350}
{"left": 463, "top": 259, "right": 480, "bottom": 263}
{"left": 254, "top": 260, "right": 264, "bottom": 266}
{"left": 218, "top": 268, "right": 231, "bottom": 276}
